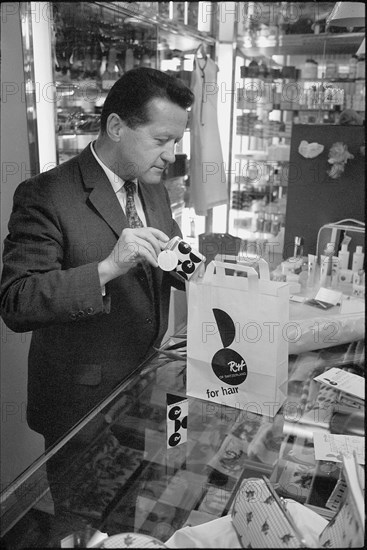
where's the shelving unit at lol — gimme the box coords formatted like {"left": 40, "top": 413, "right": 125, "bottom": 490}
{"left": 228, "top": 6, "right": 365, "bottom": 245}
{"left": 53, "top": 2, "right": 214, "bottom": 157}
{"left": 51, "top": 1, "right": 216, "bottom": 231}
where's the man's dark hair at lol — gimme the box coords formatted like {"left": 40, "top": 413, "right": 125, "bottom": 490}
{"left": 100, "top": 67, "right": 195, "bottom": 132}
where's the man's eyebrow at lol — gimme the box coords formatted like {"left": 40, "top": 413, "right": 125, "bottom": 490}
{"left": 155, "top": 133, "right": 183, "bottom": 141}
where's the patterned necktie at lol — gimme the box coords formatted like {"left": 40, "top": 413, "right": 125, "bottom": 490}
{"left": 123, "top": 180, "right": 155, "bottom": 299}
{"left": 124, "top": 180, "right": 144, "bottom": 228}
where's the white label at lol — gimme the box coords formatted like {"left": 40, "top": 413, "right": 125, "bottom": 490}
{"left": 340, "top": 297, "right": 365, "bottom": 314}
{"left": 315, "top": 287, "right": 342, "bottom": 305}
{"left": 314, "top": 367, "right": 364, "bottom": 400}
{"left": 313, "top": 432, "right": 365, "bottom": 465}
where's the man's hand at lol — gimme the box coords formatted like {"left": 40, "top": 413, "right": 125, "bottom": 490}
{"left": 98, "top": 227, "right": 169, "bottom": 286}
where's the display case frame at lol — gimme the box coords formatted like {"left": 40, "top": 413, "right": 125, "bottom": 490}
{"left": 0, "top": 331, "right": 364, "bottom": 547}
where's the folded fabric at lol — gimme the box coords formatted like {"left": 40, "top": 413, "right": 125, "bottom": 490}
{"left": 285, "top": 500, "right": 328, "bottom": 546}
{"left": 165, "top": 515, "right": 241, "bottom": 548}
{"left": 165, "top": 500, "right": 327, "bottom": 549}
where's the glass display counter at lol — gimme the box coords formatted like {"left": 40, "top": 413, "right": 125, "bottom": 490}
{"left": 0, "top": 334, "right": 364, "bottom": 548}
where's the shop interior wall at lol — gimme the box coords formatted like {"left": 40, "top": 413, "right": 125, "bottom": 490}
{"left": 284, "top": 124, "right": 365, "bottom": 258}
{"left": 1, "top": 3, "right": 44, "bottom": 489}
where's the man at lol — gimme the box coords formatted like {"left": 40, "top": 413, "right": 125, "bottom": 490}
{"left": 0, "top": 67, "right": 195, "bottom": 445}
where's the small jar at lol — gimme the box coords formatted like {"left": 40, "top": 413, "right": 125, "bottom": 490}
{"left": 248, "top": 59, "right": 259, "bottom": 78}
{"left": 313, "top": 21, "right": 321, "bottom": 35}
{"left": 258, "top": 61, "right": 268, "bottom": 79}
{"left": 256, "top": 211, "right": 265, "bottom": 232}
{"left": 356, "top": 55, "right": 365, "bottom": 79}
{"left": 302, "top": 58, "right": 318, "bottom": 79}
{"left": 325, "top": 60, "right": 338, "bottom": 79}
{"left": 348, "top": 54, "right": 358, "bottom": 79}
{"left": 263, "top": 213, "right": 272, "bottom": 234}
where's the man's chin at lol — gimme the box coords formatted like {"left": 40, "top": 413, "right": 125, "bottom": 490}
{"left": 142, "top": 172, "right": 164, "bottom": 185}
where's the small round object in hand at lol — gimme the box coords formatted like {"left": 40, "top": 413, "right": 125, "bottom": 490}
{"left": 158, "top": 249, "right": 178, "bottom": 271}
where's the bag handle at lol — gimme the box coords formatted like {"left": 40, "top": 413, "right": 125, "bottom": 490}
{"left": 221, "top": 255, "right": 271, "bottom": 281}
{"left": 327, "top": 218, "right": 364, "bottom": 228}
{"left": 203, "top": 260, "right": 259, "bottom": 292}
{"left": 316, "top": 219, "right": 365, "bottom": 259}
{"left": 237, "top": 257, "right": 271, "bottom": 281}
{"left": 257, "top": 258, "right": 270, "bottom": 280}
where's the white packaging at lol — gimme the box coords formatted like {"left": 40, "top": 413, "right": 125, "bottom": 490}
{"left": 331, "top": 256, "right": 340, "bottom": 289}
{"left": 281, "top": 257, "right": 303, "bottom": 275}
{"left": 338, "top": 244, "right": 350, "bottom": 270}
{"left": 352, "top": 269, "right": 365, "bottom": 298}
{"left": 158, "top": 237, "right": 205, "bottom": 281}
{"left": 320, "top": 254, "right": 331, "bottom": 287}
{"left": 352, "top": 246, "right": 364, "bottom": 272}
{"left": 338, "top": 269, "right": 354, "bottom": 284}
{"left": 307, "top": 254, "right": 316, "bottom": 287}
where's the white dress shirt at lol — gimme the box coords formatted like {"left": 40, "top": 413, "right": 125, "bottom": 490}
{"left": 90, "top": 142, "right": 148, "bottom": 295}
{"left": 90, "top": 141, "right": 147, "bottom": 226}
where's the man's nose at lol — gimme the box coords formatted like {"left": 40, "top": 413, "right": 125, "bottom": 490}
{"left": 161, "top": 144, "right": 176, "bottom": 164}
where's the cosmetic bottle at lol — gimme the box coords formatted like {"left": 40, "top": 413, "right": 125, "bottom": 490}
{"left": 320, "top": 242, "right": 334, "bottom": 287}
{"left": 293, "top": 236, "right": 304, "bottom": 259}
{"left": 307, "top": 254, "right": 316, "bottom": 288}
{"left": 348, "top": 54, "right": 358, "bottom": 79}
{"left": 331, "top": 256, "right": 339, "bottom": 289}
{"left": 320, "top": 255, "right": 329, "bottom": 287}
{"left": 352, "top": 246, "right": 364, "bottom": 272}
{"left": 281, "top": 238, "right": 304, "bottom": 276}
{"left": 338, "top": 243, "right": 350, "bottom": 270}
{"left": 356, "top": 54, "right": 365, "bottom": 80}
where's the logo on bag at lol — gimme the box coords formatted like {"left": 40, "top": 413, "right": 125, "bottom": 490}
{"left": 211, "top": 308, "right": 248, "bottom": 386}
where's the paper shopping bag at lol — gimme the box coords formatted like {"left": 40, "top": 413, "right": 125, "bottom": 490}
{"left": 186, "top": 260, "right": 289, "bottom": 417}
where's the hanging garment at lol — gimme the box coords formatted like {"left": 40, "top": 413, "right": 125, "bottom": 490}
{"left": 189, "top": 54, "right": 228, "bottom": 216}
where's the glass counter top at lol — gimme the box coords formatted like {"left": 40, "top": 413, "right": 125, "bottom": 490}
{"left": 0, "top": 336, "right": 364, "bottom": 548}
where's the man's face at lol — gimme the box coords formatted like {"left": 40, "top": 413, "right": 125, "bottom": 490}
{"left": 116, "top": 97, "right": 188, "bottom": 184}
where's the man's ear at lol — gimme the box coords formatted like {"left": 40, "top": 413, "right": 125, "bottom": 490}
{"left": 106, "top": 113, "right": 124, "bottom": 142}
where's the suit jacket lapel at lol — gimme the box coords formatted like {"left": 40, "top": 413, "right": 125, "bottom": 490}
{"left": 77, "top": 146, "right": 128, "bottom": 238}
{"left": 139, "top": 182, "right": 165, "bottom": 288}
{"left": 138, "top": 181, "right": 158, "bottom": 227}
{"left": 77, "top": 146, "right": 165, "bottom": 290}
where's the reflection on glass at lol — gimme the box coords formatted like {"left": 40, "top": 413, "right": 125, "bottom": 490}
{"left": 20, "top": 2, "right": 40, "bottom": 176}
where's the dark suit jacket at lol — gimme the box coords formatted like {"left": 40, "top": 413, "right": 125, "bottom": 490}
{"left": 0, "top": 145, "right": 183, "bottom": 438}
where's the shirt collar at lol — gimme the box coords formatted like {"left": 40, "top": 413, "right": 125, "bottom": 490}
{"left": 90, "top": 142, "right": 138, "bottom": 194}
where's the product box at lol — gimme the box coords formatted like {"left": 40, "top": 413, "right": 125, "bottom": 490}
{"left": 158, "top": 237, "right": 205, "bottom": 281}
